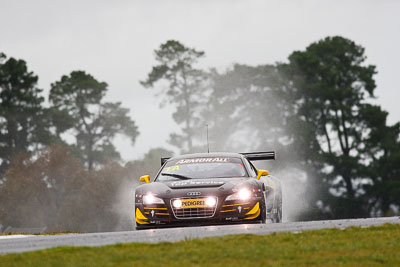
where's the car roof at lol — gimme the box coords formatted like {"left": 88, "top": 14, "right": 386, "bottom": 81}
{"left": 167, "top": 152, "right": 244, "bottom": 162}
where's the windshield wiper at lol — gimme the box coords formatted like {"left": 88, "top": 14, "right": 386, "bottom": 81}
{"left": 161, "top": 173, "right": 192, "bottom": 180}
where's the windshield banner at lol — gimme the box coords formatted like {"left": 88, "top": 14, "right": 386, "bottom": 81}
{"left": 175, "top": 158, "right": 230, "bottom": 165}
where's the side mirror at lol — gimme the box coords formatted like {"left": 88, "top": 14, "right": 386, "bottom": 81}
{"left": 257, "top": 170, "right": 269, "bottom": 180}
{"left": 139, "top": 175, "right": 150, "bottom": 184}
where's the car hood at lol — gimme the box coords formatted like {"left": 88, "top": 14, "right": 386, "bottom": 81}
{"left": 136, "top": 177, "right": 259, "bottom": 197}
{"left": 165, "top": 178, "right": 230, "bottom": 189}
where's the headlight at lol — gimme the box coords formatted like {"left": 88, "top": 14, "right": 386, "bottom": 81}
{"left": 205, "top": 197, "right": 217, "bottom": 207}
{"left": 172, "top": 199, "right": 182, "bottom": 208}
{"left": 238, "top": 188, "right": 251, "bottom": 200}
{"left": 226, "top": 188, "right": 252, "bottom": 201}
{"left": 143, "top": 194, "right": 164, "bottom": 205}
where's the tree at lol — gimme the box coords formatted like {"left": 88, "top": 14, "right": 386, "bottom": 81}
{"left": 285, "top": 36, "right": 384, "bottom": 218}
{"left": 125, "top": 147, "right": 174, "bottom": 181}
{"left": 0, "top": 53, "right": 51, "bottom": 174}
{"left": 205, "top": 64, "right": 292, "bottom": 153}
{"left": 0, "top": 152, "right": 50, "bottom": 228}
{"left": 141, "top": 40, "right": 208, "bottom": 153}
{"left": 49, "top": 71, "right": 139, "bottom": 170}
{"left": 205, "top": 64, "right": 319, "bottom": 222}
{"left": 0, "top": 145, "right": 130, "bottom": 233}
{"left": 361, "top": 106, "right": 400, "bottom": 216}
{"left": 0, "top": 145, "right": 89, "bottom": 231}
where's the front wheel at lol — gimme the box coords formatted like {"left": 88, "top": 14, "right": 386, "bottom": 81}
{"left": 272, "top": 207, "right": 282, "bottom": 223}
{"left": 272, "top": 192, "right": 282, "bottom": 223}
{"left": 260, "top": 198, "right": 267, "bottom": 223}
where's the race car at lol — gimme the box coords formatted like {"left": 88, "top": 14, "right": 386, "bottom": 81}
{"left": 134, "top": 151, "right": 282, "bottom": 230}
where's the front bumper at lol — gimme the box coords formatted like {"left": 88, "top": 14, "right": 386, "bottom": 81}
{"left": 135, "top": 196, "right": 263, "bottom": 228}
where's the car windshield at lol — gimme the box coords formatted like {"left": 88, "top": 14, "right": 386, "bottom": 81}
{"left": 156, "top": 157, "right": 247, "bottom": 181}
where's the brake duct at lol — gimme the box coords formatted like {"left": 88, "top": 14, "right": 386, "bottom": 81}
{"left": 244, "top": 202, "right": 260, "bottom": 220}
{"left": 136, "top": 208, "right": 150, "bottom": 224}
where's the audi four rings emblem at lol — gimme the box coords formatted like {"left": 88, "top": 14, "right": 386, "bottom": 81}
{"left": 187, "top": 192, "right": 201, "bottom": 196}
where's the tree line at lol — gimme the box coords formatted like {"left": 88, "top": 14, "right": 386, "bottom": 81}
{"left": 0, "top": 52, "right": 145, "bottom": 232}
{"left": 142, "top": 37, "right": 400, "bottom": 220}
{"left": 0, "top": 36, "right": 399, "bottom": 232}
{"left": 0, "top": 53, "right": 138, "bottom": 173}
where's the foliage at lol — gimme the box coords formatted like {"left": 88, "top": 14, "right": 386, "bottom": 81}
{"left": 1, "top": 34, "right": 399, "bottom": 231}
{"left": 362, "top": 115, "right": 400, "bottom": 216}
{"left": 141, "top": 40, "right": 208, "bottom": 153}
{"left": 125, "top": 147, "right": 174, "bottom": 181}
{"left": 0, "top": 145, "right": 134, "bottom": 232}
{"left": 284, "top": 36, "right": 392, "bottom": 218}
{"left": 0, "top": 53, "right": 51, "bottom": 174}
{"left": 1, "top": 224, "right": 400, "bottom": 266}
{"left": 0, "top": 152, "right": 50, "bottom": 228}
{"left": 49, "top": 71, "right": 139, "bottom": 170}
{"left": 0, "top": 145, "right": 174, "bottom": 233}
{"left": 138, "top": 37, "right": 399, "bottom": 220}
{"left": 61, "top": 161, "right": 127, "bottom": 232}
{"left": 205, "top": 64, "right": 293, "bottom": 153}
{"left": 0, "top": 145, "right": 82, "bottom": 231}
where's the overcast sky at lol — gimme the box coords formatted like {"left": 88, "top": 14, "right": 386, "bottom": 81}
{"left": 1, "top": 0, "right": 399, "bottom": 161}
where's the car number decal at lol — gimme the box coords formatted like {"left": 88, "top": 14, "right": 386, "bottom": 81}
{"left": 163, "top": 165, "right": 180, "bottom": 172}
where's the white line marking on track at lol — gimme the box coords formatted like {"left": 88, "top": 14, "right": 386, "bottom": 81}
{"left": 0, "top": 235, "right": 34, "bottom": 239}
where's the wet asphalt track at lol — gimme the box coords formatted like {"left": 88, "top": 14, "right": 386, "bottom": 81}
{"left": 1, "top": 216, "right": 399, "bottom": 254}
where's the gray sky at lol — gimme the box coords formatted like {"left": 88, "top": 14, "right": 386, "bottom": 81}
{"left": 1, "top": 0, "right": 399, "bottom": 161}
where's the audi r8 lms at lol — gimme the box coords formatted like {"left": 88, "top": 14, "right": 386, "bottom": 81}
{"left": 134, "top": 151, "right": 282, "bottom": 229}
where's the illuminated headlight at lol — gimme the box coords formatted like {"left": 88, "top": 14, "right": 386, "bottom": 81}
{"left": 143, "top": 194, "right": 164, "bottom": 205}
{"left": 226, "top": 188, "right": 252, "bottom": 201}
{"left": 205, "top": 197, "right": 217, "bottom": 207}
{"left": 238, "top": 188, "right": 251, "bottom": 200}
{"left": 173, "top": 199, "right": 182, "bottom": 208}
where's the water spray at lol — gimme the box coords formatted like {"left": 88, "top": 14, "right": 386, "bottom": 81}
{"left": 206, "top": 124, "right": 210, "bottom": 153}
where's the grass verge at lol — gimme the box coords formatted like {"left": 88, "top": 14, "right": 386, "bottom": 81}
{"left": 1, "top": 224, "right": 400, "bottom": 266}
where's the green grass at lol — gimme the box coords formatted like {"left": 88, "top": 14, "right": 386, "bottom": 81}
{"left": 1, "top": 224, "right": 400, "bottom": 266}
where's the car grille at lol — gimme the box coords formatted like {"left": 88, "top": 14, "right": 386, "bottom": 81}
{"left": 171, "top": 197, "right": 217, "bottom": 219}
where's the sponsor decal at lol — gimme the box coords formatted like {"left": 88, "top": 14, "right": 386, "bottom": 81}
{"left": 175, "top": 158, "right": 230, "bottom": 165}
{"left": 225, "top": 217, "right": 239, "bottom": 221}
{"left": 170, "top": 181, "right": 224, "bottom": 187}
{"left": 180, "top": 198, "right": 206, "bottom": 208}
{"left": 187, "top": 191, "right": 202, "bottom": 196}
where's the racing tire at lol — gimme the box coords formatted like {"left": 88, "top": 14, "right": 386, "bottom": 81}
{"left": 271, "top": 206, "right": 282, "bottom": 223}
{"left": 277, "top": 207, "right": 282, "bottom": 222}
{"left": 260, "top": 197, "right": 267, "bottom": 224}
{"left": 271, "top": 192, "right": 282, "bottom": 223}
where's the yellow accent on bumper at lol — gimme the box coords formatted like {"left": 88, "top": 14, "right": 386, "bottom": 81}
{"left": 222, "top": 202, "right": 250, "bottom": 207}
{"left": 144, "top": 211, "right": 169, "bottom": 216}
{"left": 220, "top": 209, "right": 236, "bottom": 213}
{"left": 136, "top": 208, "right": 150, "bottom": 224}
{"left": 245, "top": 202, "right": 260, "bottom": 220}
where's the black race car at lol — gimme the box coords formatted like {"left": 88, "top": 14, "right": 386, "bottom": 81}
{"left": 134, "top": 151, "right": 282, "bottom": 230}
